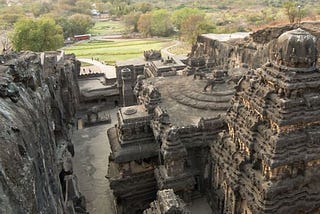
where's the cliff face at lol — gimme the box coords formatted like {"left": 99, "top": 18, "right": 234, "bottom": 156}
{"left": 0, "top": 51, "right": 82, "bottom": 213}
{"left": 191, "top": 22, "right": 320, "bottom": 69}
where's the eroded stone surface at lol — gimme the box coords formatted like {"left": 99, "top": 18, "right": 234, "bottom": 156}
{"left": 144, "top": 189, "right": 190, "bottom": 214}
{"left": 0, "top": 51, "right": 86, "bottom": 213}
{"left": 210, "top": 28, "right": 320, "bottom": 214}
{"left": 191, "top": 22, "right": 320, "bottom": 70}
{"left": 108, "top": 26, "right": 320, "bottom": 214}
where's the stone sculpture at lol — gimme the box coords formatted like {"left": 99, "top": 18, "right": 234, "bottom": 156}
{"left": 144, "top": 50, "right": 162, "bottom": 61}
{"left": 203, "top": 70, "right": 227, "bottom": 92}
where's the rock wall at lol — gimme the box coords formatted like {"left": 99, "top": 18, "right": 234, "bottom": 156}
{"left": 191, "top": 22, "right": 320, "bottom": 70}
{"left": 0, "top": 51, "right": 85, "bottom": 213}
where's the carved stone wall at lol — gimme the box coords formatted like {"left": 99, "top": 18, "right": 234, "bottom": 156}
{"left": 210, "top": 29, "right": 320, "bottom": 214}
{"left": 0, "top": 51, "right": 85, "bottom": 213}
{"left": 191, "top": 22, "right": 320, "bottom": 70}
{"left": 109, "top": 24, "right": 320, "bottom": 214}
{"left": 143, "top": 189, "right": 190, "bottom": 214}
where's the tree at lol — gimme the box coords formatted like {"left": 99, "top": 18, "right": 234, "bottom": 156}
{"left": 134, "top": 2, "right": 153, "bottom": 13}
{"left": 171, "top": 7, "right": 214, "bottom": 44}
{"left": 96, "top": 2, "right": 108, "bottom": 13}
{"left": 137, "top": 12, "right": 152, "bottom": 37}
{"left": 150, "top": 9, "right": 173, "bottom": 37}
{"left": 180, "top": 14, "right": 215, "bottom": 44}
{"left": 58, "top": 14, "right": 94, "bottom": 38}
{"left": 56, "top": 17, "right": 72, "bottom": 38}
{"left": 31, "top": 2, "right": 53, "bottom": 17}
{"left": 137, "top": 9, "right": 173, "bottom": 37}
{"left": 283, "top": 1, "right": 298, "bottom": 23}
{"left": 108, "top": 1, "right": 133, "bottom": 17}
{"left": 171, "top": 7, "right": 205, "bottom": 30}
{"left": 68, "top": 14, "right": 94, "bottom": 36}
{"left": 11, "top": 17, "right": 63, "bottom": 52}
{"left": 124, "top": 11, "right": 142, "bottom": 33}
{"left": 73, "top": 0, "right": 91, "bottom": 15}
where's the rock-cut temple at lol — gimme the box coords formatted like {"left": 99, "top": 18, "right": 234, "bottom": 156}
{"left": 106, "top": 28, "right": 320, "bottom": 214}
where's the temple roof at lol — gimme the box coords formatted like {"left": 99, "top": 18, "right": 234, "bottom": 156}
{"left": 119, "top": 105, "right": 150, "bottom": 123}
{"left": 145, "top": 75, "right": 235, "bottom": 126}
{"left": 272, "top": 28, "right": 317, "bottom": 69}
{"left": 108, "top": 127, "right": 158, "bottom": 163}
{"left": 79, "top": 77, "right": 119, "bottom": 98}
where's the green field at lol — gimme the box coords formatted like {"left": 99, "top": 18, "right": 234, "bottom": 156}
{"left": 64, "top": 39, "right": 173, "bottom": 65}
{"left": 90, "top": 20, "right": 126, "bottom": 36}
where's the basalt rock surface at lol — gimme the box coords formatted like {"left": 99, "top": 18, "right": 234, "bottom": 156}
{"left": 210, "top": 28, "right": 320, "bottom": 214}
{"left": 0, "top": 51, "right": 84, "bottom": 213}
{"left": 191, "top": 22, "right": 320, "bottom": 69}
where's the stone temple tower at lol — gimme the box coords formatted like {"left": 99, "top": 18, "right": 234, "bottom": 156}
{"left": 210, "top": 28, "right": 320, "bottom": 213}
{"left": 155, "top": 128, "right": 195, "bottom": 203}
{"left": 121, "top": 67, "right": 135, "bottom": 106}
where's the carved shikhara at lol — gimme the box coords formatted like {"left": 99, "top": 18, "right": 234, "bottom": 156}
{"left": 211, "top": 29, "right": 320, "bottom": 214}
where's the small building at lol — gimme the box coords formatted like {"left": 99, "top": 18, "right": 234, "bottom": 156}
{"left": 78, "top": 74, "right": 119, "bottom": 108}
{"left": 144, "top": 56, "right": 186, "bottom": 78}
{"left": 74, "top": 34, "right": 91, "bottom": 41}
{"left": 77, "top": 72, "right": 119, "bottom": 128}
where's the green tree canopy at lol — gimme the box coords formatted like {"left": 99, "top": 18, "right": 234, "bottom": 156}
{"left": 283, "top": 0, "right": 298, "bottom": 23}
{"left": 11, "top": 17, "right": 63, "bottom": 52}
{"left": 137, "top": 9, "right": 174, "bottom": 37}
{"left": 69, "top": 14, "right": 94, "bottom": 35}
{"left": 108, "top": 1, "right": 133, "bottom": 17}
{"left": 57, "top": 14, "right": 94, "bottom": 38}
{"left": 31, "top": 2, "right": 53, "bottom": 17}
{"left": 170, "top": 7, "right": 215, "bottom": 44}
{"left": 180, "top": 13, "right": 215, "bottom": 44}
{"left": 96, "top": 2, "right": 108, "bottom": 13}
{"left": 133, "top": 2, "right": 153, "bottom": 13}
{"left": 150, "top": 9, "right": 173, "bottom": 37}
{"left": 124, "top": 11, "right": 142, "bottom": 33}
{"left": 137, "top": 12, "right": 152, "bottom": 37}
{"left": 73, "top": 0, "right": 91, "bottom": 15}
{"left": 171, "top": 7, "right": 205, "bottom": 30}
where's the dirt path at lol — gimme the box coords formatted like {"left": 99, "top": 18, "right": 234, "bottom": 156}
{"left": 161, "top": 40, "right": 182, "bottom": 57}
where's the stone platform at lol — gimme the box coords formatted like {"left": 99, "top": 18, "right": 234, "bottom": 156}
{"left": 147, "top": 75, "right": 236, "bottom": 126}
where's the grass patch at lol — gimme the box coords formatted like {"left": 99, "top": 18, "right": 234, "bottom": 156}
{"left": 64, "top": 38, "right": 173, "bottom": 65}
{"left": 90, "top": 20, "right": 126, "bottom": 36}
{"left": 80, "top": 62, "right": 93, "bottom": 67}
